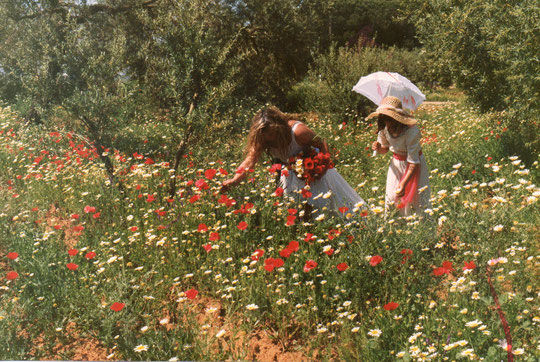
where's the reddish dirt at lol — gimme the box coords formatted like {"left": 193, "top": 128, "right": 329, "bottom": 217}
{"left": 178, "top": 295, "right": 315, "bottom": 361}
{"left": 43, "top": 204, "right": 80, "bottom": 249}
{"left": 23, "top": 322, "right": 108, "bottom": 361}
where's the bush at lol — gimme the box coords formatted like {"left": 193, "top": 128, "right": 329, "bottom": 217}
{"left": 287, "top": 45, "right": 431, "bottom": 122}
{"left": 405, "top": 0, "right": 539, "bottom": 156}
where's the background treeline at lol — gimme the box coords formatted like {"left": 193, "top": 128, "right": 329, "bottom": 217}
{"left": 0, "top": 0, "right": 538, "bottom": 170}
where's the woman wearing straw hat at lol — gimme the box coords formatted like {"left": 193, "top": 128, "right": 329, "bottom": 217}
{"left": 369, "top": 96, "right": 431, "bottom": 217}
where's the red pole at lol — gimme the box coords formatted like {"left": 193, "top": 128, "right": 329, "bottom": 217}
{"left": 486, "top": 266, "right": 513, "bottom": 362}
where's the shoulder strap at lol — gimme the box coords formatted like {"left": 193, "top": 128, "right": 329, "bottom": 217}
{"left": 291, "top": 121, "right": 302, "bottom": 132}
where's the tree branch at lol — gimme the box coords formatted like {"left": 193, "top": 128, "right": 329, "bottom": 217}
{"left": 8, "top": 0, "right": 160, "bottom": 22}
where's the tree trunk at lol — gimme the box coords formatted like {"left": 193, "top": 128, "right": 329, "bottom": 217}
{"left": 81, "top": 116, "right": 124, "bottom": 192}
{"left": 168, "top": 124, "right": 193, "bottom": 199}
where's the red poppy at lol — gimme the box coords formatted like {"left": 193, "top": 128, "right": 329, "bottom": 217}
{"left": 274, "top": 187, "right": 284, "bottom": 197}
{"left": 264, "top": 258, "right": 285, "bottom": 272}
{"left": 54, "top": 225, "right": 62, "bottom": 230}
{"left": 324, "top": 248, "right": 334, "bottom": 256}
{"left": 110, "top": 302, "right": 125, "bottom": 312}
{"left": 6, "top": 271, "right": 18, "bottom": 280}
{"left": 383, "top": 302, "right": 399, "bottom": 311}
{"left": 279, "top": 248, "right": 293, "bottom": 258}
{"left": 282, "top": 169, "right": 289, "bottom": 177}
{"left": 204, "top": 169, "right": 217, "bottom": 180}
{"left": 273, "top": 258, "right": 284, "bottom": 268}
{"left": 185, "top": 289, "right": 198, "bottom": 300}
{"left": 195, "top": 179, "right": 209, "bottom": 190}
{"left": 336, "top": 262, "right": 349, "bottom": 271}
{"left": 71, "top": 213, "right": 80, "bottom": 219}
{"left": 209, "top": 232, "right": 220, "bottom": 241}
{"left": 31, "top": 207, "right": 39, "bottom": 212}
{"left": 288, "top": 208, "right": 297, "bottom": 215}
{"left": 338, "top": 207, "right": 349, "bottom": 214}
{"left": 463, "top": 261, "right": 476, "bottom": 270}
{"left": 7, "top": 252, "right": 18, "bottom": 260}
{"left": 251, "top": 249, "right": 264, "bottom": 261}
{"left": 433, "top": 267, "right": 446, "bottom": 276}
{"left": 268, "top": 164, "right": 282, "bottom": 173}
{"left": 433, "top": 261, "right": 454, "bottom": 276}
{"left": 198, "top": 223, "right": 208, "bottom": 232}
{"left": 286, "top": 215, "right": 296, "bottom": 226}
{"left": 146, "top": 194, "right": 155, "bottom": 202}
{"left": 73, "top": 225, "right": 84, "bottom": 232}
{"left": 369, "top": 255, "right": 383, "bottom": 266}
{"left": 66, "top": 263, "right": 79, "bottom": 271}
{"left": 93, "top": 212, "right": 101, "bottom": 219}
{"left": 189, "top": 195, "right": 200, "bottom": 204}
{"left": 288, "top": 241, "right": 299, "bottom": 252}
{"left": 304, "top": 158, "right": 314, "bottom": 170}
{"left": 303, "top": 260, "right": 318, "bottom": 272}
{"left": 155, "top": 209, "right": 167, "bottom": 217}
{"left": 84, "top": 205, "right": 96, "bottom": 213}
{"left": 218, "top": 194, "right": 236, "bottom": 207}
{"left": 304, "top": 233, "right": 315, "bottom": 243}
{"left": 301, "top": 188, "right": 312, "bottom": 198}
{"left": 203, "top": 244, "right": 212, "bottom": 252}
{"left": 237, "top": 221, "right": 248, "bottom": 231}
{"left": 84, "top": 251, "right": 96, "bottom": 259}
{"left": 144, "top": 157, "right": 154, "bottom": 165}
{"left": 68, "top": 248, "right": 78, "bottom": 256}
{"left": 219, "top": 168, "right": 228, "bottom": 176}
{"left": 130, "top": 226, "right": 138, "bottom": 232}
{"left": 442, "top": 261, "right": 454, "bottom": 272}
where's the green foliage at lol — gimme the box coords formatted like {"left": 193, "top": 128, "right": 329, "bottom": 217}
{"left": 299, "top": 0, "right": 418, "bottom": 50}
{"left": 288, "top": 45, "right": 429, "bottom": 121}
{"left": 405, "top": 0, "right": 539, "bottom": 154}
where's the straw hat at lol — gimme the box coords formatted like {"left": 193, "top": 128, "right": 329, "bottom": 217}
{"left": 366, "top": 96, "right": 417, "bottom": 125}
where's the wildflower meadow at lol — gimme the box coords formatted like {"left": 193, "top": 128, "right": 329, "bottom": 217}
{"left": 0, "top": 97, "right": 538, "bottom": 360}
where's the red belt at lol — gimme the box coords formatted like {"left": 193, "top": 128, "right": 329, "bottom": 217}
{"left": 392, "top": 150, "right": 422, "bottom": 162}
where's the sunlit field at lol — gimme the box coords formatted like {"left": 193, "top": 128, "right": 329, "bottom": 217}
{"left": 0, "top": 98, "right": 538, "bottom": 361}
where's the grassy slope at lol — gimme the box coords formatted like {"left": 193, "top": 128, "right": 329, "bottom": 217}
{"left": 0, "top": 94, "right": 539, "bottom": 361}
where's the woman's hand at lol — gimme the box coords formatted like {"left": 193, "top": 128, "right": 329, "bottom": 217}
{"left": 395, "top": 183, "right": 406, "bottom": 197}
{"left": 372, "top": 141, "right": 381, "bottom": 152}
{"left": 220, "top": 178, "right": 236, "bottom": 193}
{"left": 372, "top": 141, "right": 388, "bottom": 154}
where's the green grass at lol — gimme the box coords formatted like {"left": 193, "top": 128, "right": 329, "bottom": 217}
{"left": 0, "top": 98, "right": 539, "bottom": 361}
{"left": 425, "top": 86, "right": 465, "bottom": 103}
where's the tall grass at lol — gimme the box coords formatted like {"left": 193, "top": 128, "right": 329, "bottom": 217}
{"left": 0, "top": 98, "right": 538, "bottom": 360}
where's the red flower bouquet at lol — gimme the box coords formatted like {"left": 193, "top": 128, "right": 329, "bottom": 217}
{"left": 288, "top": 148, "right": 334, "bottom": 184}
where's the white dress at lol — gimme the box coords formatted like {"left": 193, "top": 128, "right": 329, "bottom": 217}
{"left": 270, "top": 122, "right": 366, "bottom": 216}
{"left": 377, "top": 125, "right": 431, "bottom": 216}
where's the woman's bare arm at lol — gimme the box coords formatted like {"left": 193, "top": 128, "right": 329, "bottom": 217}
{"left": 221, "top": 149, "right": 260, "bottom": 192}
{"left": 395, "top": 163, "right": 418, "bottom": 196}
{"left": 294, "top": 123, "right": 330, "bottom": 154}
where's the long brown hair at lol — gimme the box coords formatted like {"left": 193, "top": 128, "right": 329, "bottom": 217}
{"left": 246, "top": 106, "right": 298, "bottom": 160}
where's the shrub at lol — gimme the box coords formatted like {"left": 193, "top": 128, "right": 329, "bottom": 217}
{"left": 406, "top": 0, "right": 539, "bottom": 156}
{"left": 287, "top": 45, "right": 430, "bottom": 122}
